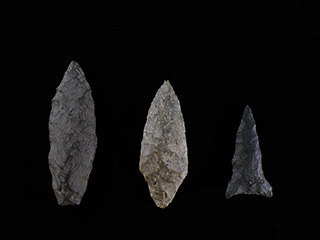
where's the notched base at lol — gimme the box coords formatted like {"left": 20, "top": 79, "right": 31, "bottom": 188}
{"left": 226, "top": 178, "right": 273, "bottom": 199}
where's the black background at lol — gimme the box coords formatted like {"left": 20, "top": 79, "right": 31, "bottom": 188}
{"left": 1, "top": 1, "right": 320, "bottom": 239}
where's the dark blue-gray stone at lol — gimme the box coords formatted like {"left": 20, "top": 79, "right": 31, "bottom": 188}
{"left": 226, "top": 105, "right": 273, "bottom": 199}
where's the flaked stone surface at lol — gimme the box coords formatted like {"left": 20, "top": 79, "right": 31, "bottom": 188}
{"left": 48, "top": 61, "right": 97, "bottom": 205}
{"left": 140, "top": 81, "right": 188, "bottom": 208}
{"left": 226, "top": 105, "right": 273, "bottom": 199}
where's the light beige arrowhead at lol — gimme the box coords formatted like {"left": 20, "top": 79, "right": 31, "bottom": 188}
{"left": 139, "top": 81, "right": 188, "bottom": 208}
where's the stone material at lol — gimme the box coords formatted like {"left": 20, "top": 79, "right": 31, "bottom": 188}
{"left": 140, "top": 81, "right": 188, "bottom": 208}
{"left": 226, "top": 105, "right": 273, "bottom": 199}
{"left": 48, "top": 61, "right": 97, "bottom": 205}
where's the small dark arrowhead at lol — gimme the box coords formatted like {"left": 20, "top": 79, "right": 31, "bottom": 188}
{"left": 226, "top": 105, "right": 273, "bottom": 199}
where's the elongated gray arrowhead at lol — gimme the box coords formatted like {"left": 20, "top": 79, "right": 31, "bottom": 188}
{"left": 140, "top": 81, "right": 188, "bottom": 208}
{"left": 226, "top": 105, "right": 272, "bottom": 199}
{"left": 48, "top": 61, "right": 97, "bottom": 205}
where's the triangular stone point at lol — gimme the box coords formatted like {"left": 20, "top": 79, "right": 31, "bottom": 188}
{"left": 226, "top": 105, "right": 273, "bottom": 199}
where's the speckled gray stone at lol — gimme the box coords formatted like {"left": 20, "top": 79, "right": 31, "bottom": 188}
{"left": 48, "top": 61, "right": 97, "bottom": 205}
{"left": 139, "top": 81, "right": 188, "bottom": 208}
{"left": 226, "top": 105, "right": 273, "bottom": 199}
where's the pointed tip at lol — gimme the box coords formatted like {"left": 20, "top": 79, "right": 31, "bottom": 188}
{"left": 64, "top": 61, "right": 85, "bottom": 78}
{"left": 244, "top": 104, "right": 251, "bottom": 112}
{"left": 243, "top": 105, "right": 254, "bottom": 118}
{"left": 163, "top": 80, "right": 172, "bottom": 87}
{"left": 69, "top": 60, "right": 79, "bottom": 67}
{"left": 159, "top": 80, "right": 174, "bottom": 93}
{"left": 67, "top": 61, "right": 81, "bottom": 71}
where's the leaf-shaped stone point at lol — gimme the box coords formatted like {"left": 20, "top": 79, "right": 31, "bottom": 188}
{"left": 226, "top": 105, "right": 273, "bottom": 199}
{"left": 48, "top": 61, "right": 97, "bottom": 205}
{"left": 140, "top": 81, "right": 188, "bottom": 208}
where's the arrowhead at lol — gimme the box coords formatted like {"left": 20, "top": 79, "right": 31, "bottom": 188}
{"left": 48, "top": 61, "right": 97, "bottom": 205}
{"left": 226, "top": 105, "right": 273, "bottom": 199}
{"left": 140, "top": 80, "right": 188, "bottom": 208}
